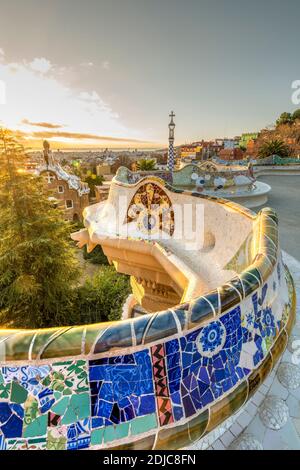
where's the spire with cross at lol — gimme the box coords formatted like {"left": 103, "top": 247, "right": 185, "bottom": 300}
{"left": 167, "top": 111, "right": 176, "bottom": 172}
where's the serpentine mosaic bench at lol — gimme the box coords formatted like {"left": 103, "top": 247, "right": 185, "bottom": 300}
{"left": 0, "top": 175, "right": 296, "bottom": 451}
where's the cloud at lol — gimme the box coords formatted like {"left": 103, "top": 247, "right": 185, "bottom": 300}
{"left": 0, "top": 48, "right": 4, "bottom": 64}
{"left": 102, "top": 60, "right": 110, "bottom": 70}
{"left": 79, "top": 91, "right": 102, "bottom": 102}
{"left": 0, "top": 55, "right": 149, "bottom": 146}
{"left": 24, "top": 130, "right": 148, "bottom": 143}
{"left": 21, "top": 119, "right": 64, "bottom": 129}
{"left": 80, "top": 62, "right": 94, "bottom": 67}
{"left": 29, "top": 57, "right": 53, "bottom": 74}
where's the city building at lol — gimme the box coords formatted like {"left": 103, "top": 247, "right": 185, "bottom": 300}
{"left": 180, "top": 143, "right": 202, "bottom": 161}
{"left": 224, "top": 138, "right": 239, "bottom": 149}
{"left": 37, "top": 141, "right": 90, "bottom": 222}
{"left": 96, "top": 163, "right": 115, "bottom": 177}
{"left": 219, "top": 147, "right": 245, "bottom": 161}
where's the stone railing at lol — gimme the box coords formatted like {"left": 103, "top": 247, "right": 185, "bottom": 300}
{"left": 0, "top": 190, "right": 296, "bottom": 450}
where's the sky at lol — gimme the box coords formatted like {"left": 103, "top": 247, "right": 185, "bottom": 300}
{"left": 0, "top": 0, "right": 300, "bottom": 149}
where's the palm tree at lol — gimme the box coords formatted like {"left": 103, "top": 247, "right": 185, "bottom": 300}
{"left": 258, "top": 140, "right": 289, "bottom": 159}
{"left": 136, "top": 158, "right": 157, "bottom": 171}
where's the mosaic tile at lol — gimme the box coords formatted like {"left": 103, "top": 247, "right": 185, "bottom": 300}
{"left": 93, "top": 323, "right": 132, "bottom": 354}
{"left": 144, "top": 311, "right": 178, "bottom": 345}
{"left": 189, "top": 297, "right": 214, "bottom": 325}
{"left": 29, "top": 330, "right": 64, "bottom": 361}
{"left": 27, "top": 437, "right": 47, "bottom": 450}
{"left": 6, "top": 438, "right": 27, "bottom": 450}
{"left": 0, "top": 403, "right": 24, "bottom": 438}
{"left": 46, "top": 425, "right": 67, "bottom": 450}
{"left": 60, "top": 393, "right": 90, "bottom": 424}
{"left": 130, "top": 413, "right": 157, "bottom": 435}
{"left": 151, "top": 344, "right": 174, "bottom": 426}
{"left": 10, "top": 382, "right": 28, "bottom": 404}
{"left": 67, "top": 418, "right": 91, "bottom": 450}
{"left": 3, "top": 332, "right": 37, "bottom": 362}
{"left": 0, "top": 433, "right": 7, "bottom": 450}
{"left": 90, "top": 427, "right": 104, "bottom": 446}
{"left": 89, "top": 349, "right": 155, "bottom": 428}
{"left": 0, "top": 382, "right": 11, "bottom": 400}
{"left": 23, "top": 395, "right": 39, "bottom": 426}
{"left": 0, "top": 204, "right": 295, "bottom": 450}
{"left": 43, "top": 359, "right": 89, "bottom": 394}
{"left": 23, "top": 414, "right": 47, "bottom": 438}
{"left": 1, "top": 365, "right": 51, "bottom": 396}
{"left": 40, "top": 327, "right": 85, "bottom": 359}
{"left": 104, "top": 422, "right": 129, "bottom": 443}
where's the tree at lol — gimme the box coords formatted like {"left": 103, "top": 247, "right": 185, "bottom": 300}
{"left": 72, "top": 160, "right": 82, "bottom": 176}
{"left": 292, "top": 109, "right": 300, "bottom": 121}
{"left": 84, "top": 171, "right": 103, "bottom": 198}
{"left": 258, "top": 139, "right": 289, "bottom": 159}
{"left": 0, "top": 129, "right": 81, "bottom": 328}
{"left": 82, "top": 245, "right": 109, "bottom": 265}
{"left": 136, "top": 158, "right": 157, "bottom": 171}
{"left": 276, "top": 112, "right": 293, "bottom": 127}
{"left": 76, "top": 267, "right": 130, "bottom": 324}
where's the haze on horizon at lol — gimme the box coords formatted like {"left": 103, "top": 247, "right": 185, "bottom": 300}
{"left": 0, "top": 0, "right": 300, "bottom": 149}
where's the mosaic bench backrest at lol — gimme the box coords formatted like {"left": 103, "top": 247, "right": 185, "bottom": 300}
{"left": 0, "top": 207, "right": 295, "bottom": 450}
{"left": 171, "top": 164, "right": 252, "bottom": 189}
{"left": 115, "top": 165, "right": 252, "bottom": 190}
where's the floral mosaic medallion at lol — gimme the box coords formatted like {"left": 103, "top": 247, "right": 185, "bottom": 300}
{"left": 126, "top": 182, "right": 175, "bottom": 236}
{"left": 196, "top": 321, "right": 226, "bottom": 357}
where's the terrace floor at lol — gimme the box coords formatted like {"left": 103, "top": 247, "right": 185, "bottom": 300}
{"left": 255, "top": 175, "right": 300, "bottom": 261}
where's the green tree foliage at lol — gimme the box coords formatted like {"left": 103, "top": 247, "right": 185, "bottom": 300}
{"left": 71, "top": 160, "right": 81, "bottom": 176}
{"left": 84, "top": 172, "right": 103, "bottom": 197}
{"left": 292, "top": 109, "right": 300, "bottom": 121}
{"left": 276, "top": 109, "right": 300, "bottom": 126}
{"left": 258, "top": 139, "right": 290, "bottom": 159}
{"left": 136, "top": 158, "right": 157, "bottom": 171}
{"left": 0, "top": 129, "right": 81, "bottom": 328}
{"left": 0, "top": 130, "right": 138, "bottom": 329}
{"left": 276, "top": 112, "right": 293, "bottom": 127}
{"left": 76, "top": 267, "right": 130, "bottom": 324}
{"left": 71, "top": 161, "right": 103, "bottom": 197}
{"left": 82, "top": 245, "right": 109, "bottom": 265}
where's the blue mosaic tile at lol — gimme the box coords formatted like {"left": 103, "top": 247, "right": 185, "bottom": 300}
{"left": 0, "top": 403, "right": 24, "bottom": 438}
{"left": 67, "top": 419, "right": 91, "bottom": 450}
{"left": 88, "top": 349, "right": 155, "bottom": 426}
